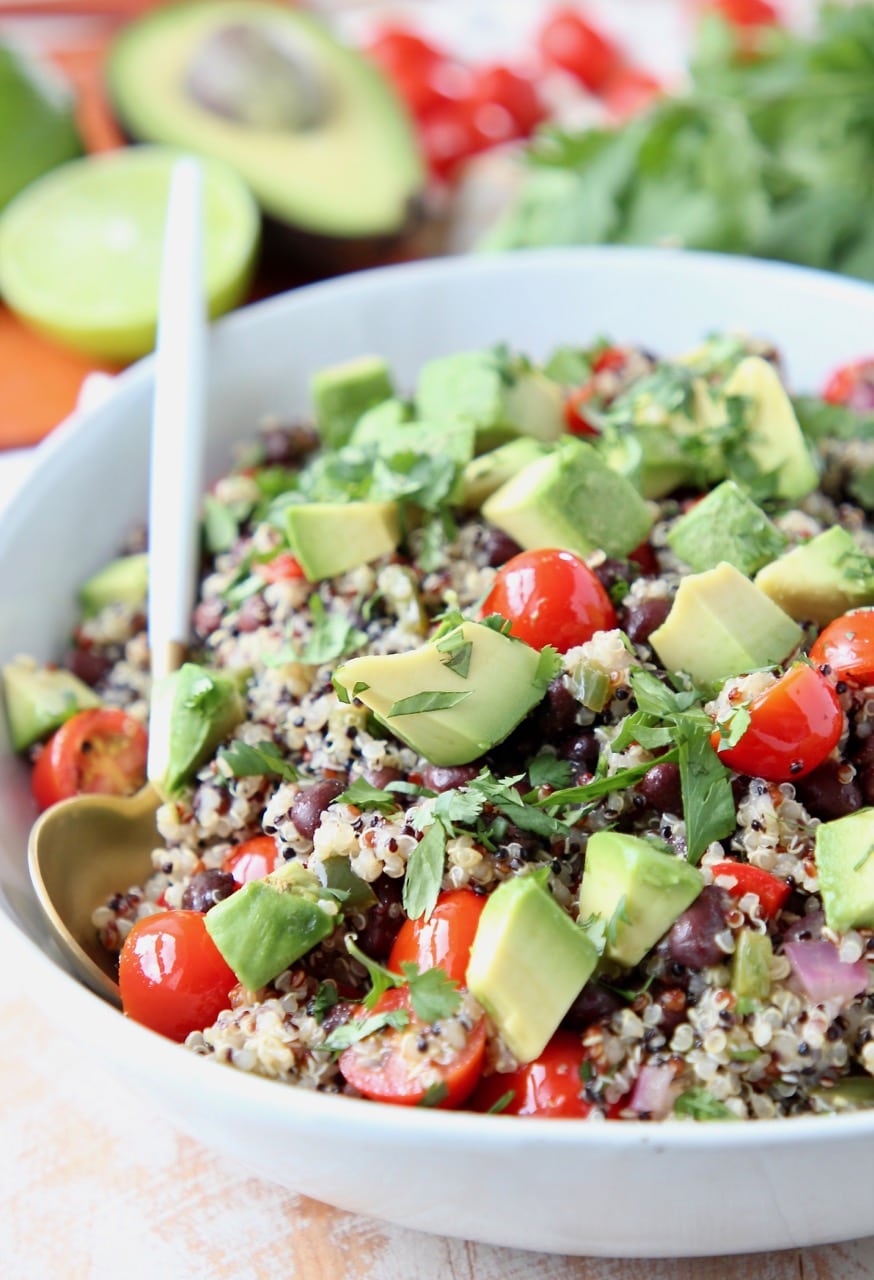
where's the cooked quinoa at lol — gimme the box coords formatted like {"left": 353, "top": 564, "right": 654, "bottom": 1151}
{"left": 62, "top": 333, "right": 874, "bottom": 1122}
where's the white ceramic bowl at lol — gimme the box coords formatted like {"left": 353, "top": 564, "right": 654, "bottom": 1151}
{"left": 3, "top": 247, "right": 874, "bottom": 1259}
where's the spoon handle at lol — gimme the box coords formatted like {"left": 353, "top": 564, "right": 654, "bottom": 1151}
{"left": 147, "top": 157, "right": 207, "bottom": 683}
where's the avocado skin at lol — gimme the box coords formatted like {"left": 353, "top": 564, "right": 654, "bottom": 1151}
{"left": 0, "top": 44, "right": 83, "bottom": 211}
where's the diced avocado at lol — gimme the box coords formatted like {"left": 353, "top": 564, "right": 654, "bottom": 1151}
{"left": 723, "top": 356, "right": 819, "bottom": 502}
{"left": 542, "top": 345, "right": 591, "bottom": 386}
{"left": 578, "top": 831, "right": 705, "bottom": 969}
{"left": 667, "top": 480, "right": 786, "bottom": 577}
{"left": 466, "top": 868, "right": 599, "bottom": 1064}
{"left": 333, "top": 618, "right": 559, "bottom": 766}
{"left": 754, "top": 526, "right": 874, "bottom": 628}
{"left": 649, "top": 562, "right": 802, "bottom": 686}
{"left": 415, "top": 349, "right": 565, "bottom": 453}
{"left": 2, "top": 657, "right": 100, "bottom": 751}
{"left": 811, "top": 1077, "right": 874, "bottom": 1113}
{"left": 814, "top": 808, "right": 874, "bottom": 934}
{"left": 286, "top": 499, "right": 400, "bottom": 581}
{"left": 731, "top": 928, "right": 772, "bottom": 1002}
{"left": 459, "top": 437, "right": 551, "bottom": 510}
{"left": 78, "top": 552, "right": 149, "bottom": 616}
{"left": 147, "top": 661, "right": 245, "bottom": 799}
{"left": 346, "top": 396, "right": 413, "bottom": 444}
{"left": 205, "top": 860, "right": 338, "bottom": 991}
{"left": 634, "top": 424, "right": 698, "bottom": 500}
{"left": 482, "top": 438, "right": 653, "bottom": 560}
{"left": 311, "top": 355, "right": 394, "bottom": 449}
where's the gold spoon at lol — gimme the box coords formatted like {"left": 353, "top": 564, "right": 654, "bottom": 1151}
{"left": 28, "top": 157, "right": 208, "bottom": 1007}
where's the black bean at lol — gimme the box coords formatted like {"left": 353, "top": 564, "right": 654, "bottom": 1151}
{"left": 482, "top": 528, "right": 522, "bottom": 568}
{"left": 181, "top": 869, "right": 236, "bottom": 913}
{"left": 64, "top": 646, "right": 112, "bottom": 687}
{"left": 537, "top": 677, "right": 579, "bottom": 738}
{"left": 420, "top": 763, "right": 479, "bottom": 793}
{"left": 859, "top": 764, "right": 874, "bottom": 807}
{"left": 623, "top": 597, "right": 671, "bottom": 646}
{"left": 852, "top": 734, "right": 874, "bottom": 771}
{"left": 237, "top": 593, "right": 270, "bottom": 633}
{"left": 560, "top": 731, "right": 599, "bottom": 772}
{"left": 637, "top": 761, "right": 683, "bottom": 814}
{"left": 592, "top": 557, "right": 636, "bottom": 595}
{"left": 794, "top": 759, "right": 862, "bottom": 820}
{"left": 193, "top": 597, "right": 225, "bottom": 639}
{"left": 661, "top": 885, "right": 729, "bottom": 970}
{"left": 261, "top": 423, "right": 319, "bottom": 465}
{"left": 562, "top": 981, "right": 622, "bottom": 1029}
{"left": 362, "top": 765, "right": 403, "bottom": 791}
{"left": 355, "top": 875, "right": 405, "bottom": 959}
{"left": 291, "top": 778, "right": 346, "bottom": 840}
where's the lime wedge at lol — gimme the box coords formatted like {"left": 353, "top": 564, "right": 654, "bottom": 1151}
{"left": 0, "top": 42, "right": 83, "bottom": 211}
{"left": 0, "top": 145, "right": 260, "bottom": 360}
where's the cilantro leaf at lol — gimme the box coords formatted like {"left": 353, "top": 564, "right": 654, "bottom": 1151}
{"left": 527, "top": 752, "right": 574, "bottom": 791}
{"left": 435, "top": 626, "right": 473, "bottom": 678}
{"left": 388, "top": 690, "right": 472, "bottom": 717}
{"left": 335, "top": 777, "right": 401, "bottom": 815}
{"left": 310, "top": 981, "right": 340, "bottom": 1024}
{"left": 402, "top": 822, "right": 446, "bottom": 921}
{"left": 322, "top": 1008, "right": 410, "bottom": 1053}
{"left": 539, "top": 751, "right": 680, "bottom": 808}
{"left": 345, "top": 937, "right": 402, "bottom": 1010}
{"left": 673, "top": 1087, "right": 737, "bottom": 1122}
{"left": 418, "top": 1082, "right": 450, "bottom": 1108}
{"left": 629, "top": 668, "right": 700, "bottom": 717}
{"left": 218, "top": 739, "right": 299, "bottom": 784}
{"left": 486, "top": 1089, "right": 516, "bottom": 1115}
{"left": 402, "top": 963, "right": 462, "bottom": 1023}
{"left": 714, "top": 706, "right": 751, "bottom": 751}
{"left": 674, "top": 717, "right": 736, "bottom": 864}
{"left": 202, "top": 493, "right": 240, "bottom": 554}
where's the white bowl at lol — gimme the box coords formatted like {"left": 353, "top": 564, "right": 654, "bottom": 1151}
{"left": 3, "top": 247, "right": 874, "bottom": 1259}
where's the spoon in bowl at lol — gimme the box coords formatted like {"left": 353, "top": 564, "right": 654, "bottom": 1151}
{"left": 28, "top": 157, "right": 208, "bottom": 1007}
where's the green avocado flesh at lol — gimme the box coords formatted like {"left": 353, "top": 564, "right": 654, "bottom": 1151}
{"left": 107, "top": 1, "right": 424, "bottom": 240}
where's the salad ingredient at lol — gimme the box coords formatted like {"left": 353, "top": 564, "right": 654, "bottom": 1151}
{"left": 480, "top": 547, "right": 617, "bottom": 653}
{"left": 754, "top": 527, "right": 874, "bottom": 628}
{"left": 710, "top": 860, "right": 790, "bottom": 920}
{"left": 722, "top": 358, "right": 819, "bottom": 504}
{"left": 311, "top": 355, "right": 395, "bottom": 450}
{"left": 466, "top": 869, "right": 599, "bottom": 1065}
{"left": 336, "top": 986, "right": 487, "bottom": 1108}
{"left": 0, "top": 146, "right": 259, "bottom": 360}
{"left": 147, "top": 662, "right": 244, "bottom": 801}
{"left": 481, "top": 438, "right": 653, "bottom": 560}
{"left": 0, "top": 41, "right": 82, "bottom": 212}
{"left": 666, "top": 479, "right": 786, "bottom": 577}
{"left": 460, "top": 437, "right": 550, "bottom": 510}
{"left": 537, "top": 7, "right": 623, "bottom": 94}
{"left": 710, "top": 663, "right": 843, "bottom": 783}
{"left": 577, "top": 830, "right": 705, "bottom": 969}
{"left": 333, "top": 618, "right": 561, "bottom": 767}
{"left": 470, "top": 1030, "right": 605, "bottom": 1117}
{"left": 286, "top": 499, "right": 401, "bottom": 581}
{"left": 815, "top": 809, "right": 874, "bottom": 934}
{"left": 388, "top": 888, "right": 486, "bottom": 986}
{"left": 730, "top": 928, "right": 772, "bottom": 1003}
{"left": 809, "top": 610, "right": 874, "bottom": 687}
{"left": 484, "top": 3, "right": 874, "bottom": 286}
{"left": 119, "top": 909, "right": 237, "bottom": 1042}
{"left": 223, "top": 834, "right": 282, "bottom": 887}
{"left": 823, "top": 357, "right": 874, "bottom": 413}
{"left": 78, "top": 552, "right": 149, "bottom": 618}
{"left": 31, "top": 707, "right": 148, "bottom": 811}
{"left": 2, "top": 658, "right": 100, "bottom": 752}
{"left": 107, "top": 2, "right": 424, "bottom": 258}
{"left": 784, "top": 938, "right": 868, "bottom": 1006}
{"left": 649, "top": 562, "right": 802, "bottom": 686}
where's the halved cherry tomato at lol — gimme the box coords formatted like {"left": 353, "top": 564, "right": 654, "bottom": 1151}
{"left": 601, "top": 65, "right": 663, "bottom": 120}
{"left": 710, "top": 664, "right": 843, "bottom": 783}
{"left": 222, "top": 835, "right": 281, "bottom": 887}
{"left": 592, "top": 345, "right": 629, "bottom": 374}
{"left": 470, "top": 1030, "right": 613, "bottom": 1117}
{"left": 822, "top": 358, "right": 874, "bottom": 413}
{"left": 702, "top": 0, "right": 779, "bottom": 26}
{"left": 388, "top": 889, "right": 486, "bottom": 985}
{"left": 537, "top": 8, "right": 624, "bottom": 93}
{"left": 710, "top": 860, "right": 791, "bottom": 919}
{"left": 563, "top": 381, "right": 600, "bottom": 437}
{"left": 419, "top": 96, "right": 495, "bottom": 182}
{"left": 810, "top": 610, "right": 874, "bottom": 687}
{"left": 338, "top": 986, "right": 486, "bottom": 1108}
{"left": 471, "top": 64, "right": 546, "bottom": 137}
{"left": 255, "top": 552, "right": 305, "bottom": 584}
{"left": 119, "top": 909, "right": 237, "bottom": 1043}
{"left": 365, "top": 25, "right": 452, "bottom": 120}
{"left": 481, "top": 548, "right": 617, "bottom": 653}
{"left": 31, "top": 707, "right": 148, "bottom": 811}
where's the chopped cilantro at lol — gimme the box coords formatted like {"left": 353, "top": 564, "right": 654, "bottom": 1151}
{"left": 402, "top": 822, "right": 447, "bottom": 921}
{"left": 310, "top": 981, "right": 340, "bottom": 1024}
{"left": 527, "top": 752, "right": 574, "bottom": 791}
{"left": 400, "top": 962, "right": 462, "bottom": 1024}
{"left": 605, "top": 894, "right": 631, "bottom": 949}
{"left": 487, "top": 1090, "right": 516, "bottom": 1114}
{"left": 217, "top": 739, "right": 299, "bottom": 784}
{"left": 388, "top": 689, "right": 473, "bottom": 717}
{"left": 418, "top": 1082, "right": 450, "bottom": 1108}
{"left": 673, "top": 1088, "right": 737, "bottom": 1122}
{"left": 674, "top": 716, "right": 736, "bottom": 864}
{"left": 322, "top": 1008, "right": 410, "bottom": 1053}
{"left": 435, "top": 627, "right": 473, "bottom": 679}
{"left": 202, "top": 493, "right": 240, "bottom": 554}
{"left": 335, "top": 777, "right": 402, "bottom": 815}
{"left": 714, "top": 705, "right": 751, "bottom": 751}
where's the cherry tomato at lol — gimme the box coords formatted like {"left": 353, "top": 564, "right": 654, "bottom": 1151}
{"left": 255, "top": 552, "right": 305, "bottom": 584}
{"left": 710, "top": 860, "right": 791, "bottom": 919}
{"left": 365, "top": 25, "right": 452, "bottom": 119}
{"left": 810, "top": 610, "right": 874, "bottom": 687}
{"left": 31, "top": 707, "right": 148, "bottom": 811}
{"left": 592, "top": 345, "right": 629, "bottom": 374}
{"left": 388, "top": 889, "right": 487, "bottom": 985}
{"left": 710, "top": 664, "right": 843, "bottom": 783}
{"left": 119, "top": 909, "right": 237, "bottom": 1042}
{"left": 702, "top": 0, "right": 779, "bottom": 26}
{"left": 822, "top": 358, "right": 874, "bottom": 413}
{"left": 601, "top": 66, "right": 663, "bottom": 120}
{"left": 338, "top": 986, "right": 486, "bottom": 1108}
{"left": 537, "top": 8, "right": 624, "bottom": 94}
{"left": 222, "top": 835, "right": 281, "bottom": 887}
{"left": 470, "top": 1031, "right": 602, "bottom": 1117}
{"left": 563, "top": 381, "right": 600, "bottom": 437}
{"left": 471, "top": 64, "right": 546, "bottom": 137}
{"left": 481, "top": 548, "right": 617, "bottom": 653}
{"left": 419, "top": 96, "right": 495, "bottom": 183}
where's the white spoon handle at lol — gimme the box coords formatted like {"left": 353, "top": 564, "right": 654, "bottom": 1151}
{"left": 147, "top": 157, "right": 207, "bottom": 683}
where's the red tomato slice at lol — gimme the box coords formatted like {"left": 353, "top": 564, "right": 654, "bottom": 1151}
{"left": 471, "top": 64, "right": 546, "bottom": 137}
{"left": 822, "top": 358, "right": 874, "bottom": 413}
{"left": 119, "top": 909, "right": 237, "bottom": 1043}
{"left": 564, "top": 382, "right": 601, "bottom": 436}
{"left": 710, "top": 860, "right": 791, "bottom": 919}
{"left": 338, "top": 987, "right": 486, "bottom": 1108}
{"left": 222, "top": 835, "right": 281, "bottom": 887}
{"left": 388, "top": 889, "right": 486, "bottom": 985}
{"left": 470, "top": 1030, "right": 604, "bottom": 1117}
{"left": 365, "top": 25, "right": 452, "bottom": 119}
{"left": 31, "top": 707, "right": 148, "bottom": 811}
{"left": 480, "top": 548, "right": 617, "bottom": 653}
{"left": 810, "top": 610, "right": 874, "bottom": 687}
{"left": 255, "top": 552, "right": 305, "bottom": 584}
{"left": 710, "top": 664, "right": 843, "bottom": 783}
{"left": 537, "top": 8, "right": 624, "bottom": 93}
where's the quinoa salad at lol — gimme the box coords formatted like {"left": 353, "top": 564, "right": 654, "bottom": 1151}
{"left": 14, "top": 331, "right": 874, "bottom": 1123}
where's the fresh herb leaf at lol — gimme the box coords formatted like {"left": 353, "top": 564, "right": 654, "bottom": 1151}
{"left": 538, "top": 751, "right": 680, "bottom": 808}
{"left": 471, "top": 770, "right": 570, "bottom": 840}
{"left": 388, "top": 689, "right": 473, "bottom": 717}
{"left": 534, "top": 644, "right": 564, "bottom": 684}
{"left": 479, "top": 613, "right": 514, "bottom": 637}
{"left": 605, "top": 894, "right": 631, "bottom": 949}
{"left": 335, "top": 777, "right": 401, "bottom": 815}
{"left": 310, "top": 981, "right": 340, "bottom": 1024}
{"left": 675, "top": 717, "right": 736, "bottom": 864}
{"left": 527, "top": 752, "right": 574, "bottom": 791}
{"left": 714, "top": 705, "right": 752, "bottom": 750}
{"left": 673, "top": 1087, "right": 737, "bottom": 1122}
{"left": 402, "top": 822, "right": 446, "bottom": 921}
{"left": 202, "top": 493, "right": 240, "bottom": 554}
{"left": 345, "top": 937, "right": 402, "bottom": 1010}
{"left": 435, "top": 626, "right": 473, "bottom": 679}
{"left": 418, "top": 1081, "right": 450, "bottom": 1108}
{"left": 402, "top": 963, "right": 462, "bottom": 1023}
{"left": 322, "top": 1008, "right": 410, "bottom": 1053}
{"left": 486, "top": 1089, "right": 516, "bottom": 1114}
{"left": 217, "top": 739, "right": 299, "bottom": 784}
{"left": 629, "top": 668, "right": 700, "bottom": 717}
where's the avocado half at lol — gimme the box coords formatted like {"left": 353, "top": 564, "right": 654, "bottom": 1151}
{"left": 106, "top": 1, "right": 426, "bottom": 273}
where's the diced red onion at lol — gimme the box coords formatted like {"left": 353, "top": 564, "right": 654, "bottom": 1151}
{"left": 784, "top": 939, "right": 868, "bottom": 1005}
{"left": 628, "top": 1063, "right": 676, "bottom": 1119}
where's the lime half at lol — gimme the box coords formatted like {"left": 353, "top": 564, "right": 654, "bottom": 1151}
{"left": 0, "top": 145, "right": 260, "bottom": 360}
